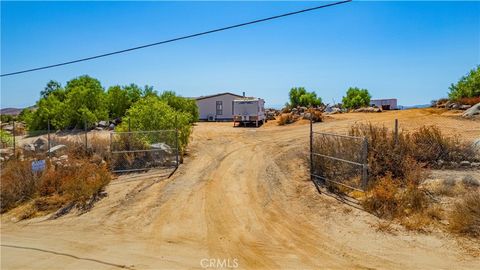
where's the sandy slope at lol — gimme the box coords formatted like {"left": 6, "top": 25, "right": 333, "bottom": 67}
{"left": 1, "top": 112, "right": 479, "bottom": 269}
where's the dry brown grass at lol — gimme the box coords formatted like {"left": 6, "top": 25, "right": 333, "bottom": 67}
{"left": 277, "top": 113, "right": 295, "bottom": 125}
{"left": 448, "top": 192, "right": 480, "bottom": 238}
{"left": 458, "top": 97, "right": 480, "bottom": 106}
{"left": 0, "top": 158, "right": 111, "bottom": 215}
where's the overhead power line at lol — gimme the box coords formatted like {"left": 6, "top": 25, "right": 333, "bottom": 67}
{"left": 1, "top": 0, "right": 352, "bottom": 77}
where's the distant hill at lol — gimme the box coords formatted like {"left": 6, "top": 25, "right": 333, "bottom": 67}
{"left": 0, "top": 107, "right": 23, "bottom": 115}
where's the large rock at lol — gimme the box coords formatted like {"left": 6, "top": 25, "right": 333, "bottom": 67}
{"left": 98, "top": 120, "right": 108, "bottom": 128}
{"left": 48, "top": 144, "right": 67, "bottom": 156}
{"left": 23, "top": 143, "right": 35, "bottom": 152}
{"left": 33, "top": 137, "right": 48, "bottom": 151}
{"left": 462, "top": 103, "right": 480, "bottom": 118}
{"left": 151, "top": 143, "right": 173, "bottom": 154}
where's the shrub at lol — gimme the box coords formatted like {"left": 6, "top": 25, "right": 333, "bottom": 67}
{"left": 342, "top": 87, "right": 371, "bottom": 109}
{"left": 0, "top": 160, "right": 39, "bottom": 213}
{"left": 277, "top": 113, "right": 294, "bottom": 125}
{"left": 116, "top": 96, "right": 192, "bottom": 152}
{"left": 0, "top": 158, "right": 111, "bottom": 215}
{"left": 0, "top": 130, "right": 13, "bottom": 148}
{"left": 363, "top": 174, "right": 399, "bottom": 218}
{"left": 409, "top": 126, "right": 475, "bottom": 165}
{"left": 458, "top": 97, "right": 480, "bottom": 106}
{"left": 287, "top": 87, "right": 322, "bottom": 108}
{"left": 449, "top": 192, "right": 480, "bottom": 238}
{"left": 159, "top": 91, "right": 199, "bottom": 123}
{"left": 448, "top": 65, "right": 480, "bottom": 101}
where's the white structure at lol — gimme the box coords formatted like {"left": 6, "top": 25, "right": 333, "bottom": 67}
{"left": 195, "top": 92, "right": 244, "bottom": 121}
{"left": 370, "top": 98, "right": 398, "bottom": 110}
{"left": 233, "top": 98, "right": 266, "bottom": 127}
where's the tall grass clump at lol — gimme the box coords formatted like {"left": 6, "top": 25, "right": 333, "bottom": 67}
{"left": 0, "top": 158, "right": 111, "bottom": 215}
{"left": 346, "top": 123, "right": 475, "bottom": 223}
{"left": 449, "top": 192, "right": 480, "bottom": 238}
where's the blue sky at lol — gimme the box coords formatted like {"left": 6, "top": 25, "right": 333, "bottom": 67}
{"left": 1, "top": 1, "right": 479, "bottom": 108}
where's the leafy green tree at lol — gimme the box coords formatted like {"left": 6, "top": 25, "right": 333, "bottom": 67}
{"left": 64, "top": 75, "right": 108, "bottom": 127}
{"left": 117, "top": 96, "right": 191, "bottom": 150}
{"left": 288, "top": 87, "right": 322, "bottom": 107}
{"left": 448, "top": 66, "right": 480, "bottom": 100}
{"left": 40, "top": 80, "right": 63, "bottom": 99}
{"left": 159, "top": 91, "right": 199, "bottom": 123}
{"left": 342, "top": 87, "right": 371, "bottom": 109}
{"left": 26, "top": 94, "right": 68, "bottom": 130}
{"left": 142, "top": 85, "right": 157, "bottom": 98}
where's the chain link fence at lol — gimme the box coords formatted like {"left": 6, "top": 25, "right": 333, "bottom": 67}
{"left": 110, "top": 130, "right": 179, "bottom": 173}
{"left": 1, "top": 119, "right": 180, "bottom": 174}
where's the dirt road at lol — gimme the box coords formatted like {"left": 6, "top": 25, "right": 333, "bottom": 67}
{"left": 2, "top": 117, "right": 479, "bottom": 269}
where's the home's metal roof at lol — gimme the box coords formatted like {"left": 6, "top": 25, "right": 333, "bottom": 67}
{"left": 195, "top": 92, "right": 244, "bottom": 101}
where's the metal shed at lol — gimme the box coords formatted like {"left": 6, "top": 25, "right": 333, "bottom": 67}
{"left": 370, "top": 99, "right": 398, "bottom": 110}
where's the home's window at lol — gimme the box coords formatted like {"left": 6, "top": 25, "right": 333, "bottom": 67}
{"left": 216, "top": 101, "right": 223, "bottom": 115}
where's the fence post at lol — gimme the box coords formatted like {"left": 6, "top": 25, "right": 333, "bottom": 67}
{"left": 128, "top": 118, "right": 131, "bottom": 132}
{"left": 12, "top": 120, "right": 16, "bottom": 158}
{"left": 84, "top": 118, "right": 88, "bottom": 155}
{"left": 47, "top": 119, "right": 51, "bottom": 158}
{"left": 175, "top": 115, "right": 179, "bottom": 168}
{"left": 394, "top": 119, "right": 399, "bottom": 145}
{"left": 310, "top": 114, "right": 313, "bottom": 182}
{"left": 361, "top": 137, "right": 368, "bottom": 190}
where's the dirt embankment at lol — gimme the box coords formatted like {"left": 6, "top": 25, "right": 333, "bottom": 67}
{"left": 2, "top": 110, "right": 479, "bottom": 269}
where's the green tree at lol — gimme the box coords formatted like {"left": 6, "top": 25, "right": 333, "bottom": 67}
{"left": 64, "top": 75, "right": 108, "bottom": 127}
{"left": 40, "top": 80, "right": 63, "bottom": 99}
{"left": 106, "top": 84, "right": 145, "bottom": 119}
{"left": 117, "top": 96, "right": 192, "bottom": 150}
{"left": 448, "top": 66, "right": 480, "bottom": 100}
{"left": 342, "top": 87, "right": 371, "bottom": 109}
{"left": 288, "top": 87, "right": 322, "bottom": 107}
{"left": 26, "top": 94, "right": 68, "bottom": 130}
{"left": 159, "top": 91, "right": 199, "bottom": 123}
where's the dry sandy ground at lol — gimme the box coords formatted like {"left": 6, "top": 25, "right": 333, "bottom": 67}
{"left": 1, "top": 110, "right": 479, "bottom": 269}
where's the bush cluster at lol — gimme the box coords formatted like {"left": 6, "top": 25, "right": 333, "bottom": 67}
{"left": 0, "top": 159, "right": 111, "bottom": 214}
{"left": 448, "top": 65, "right": 480, "bottom": 101}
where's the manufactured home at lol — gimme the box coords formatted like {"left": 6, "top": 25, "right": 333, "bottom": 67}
{"left": 371, "top": 98, "right": 398, "bottom": 110}
{"left": 233, "top": 98, "right": 266, "bottom": 127}
{"left": 195, "top": 92, "right": 244, "bottom": 121}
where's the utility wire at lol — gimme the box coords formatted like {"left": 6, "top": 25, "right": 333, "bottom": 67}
{"left": 1, "top": 0, "right": 352, "bottom": 77}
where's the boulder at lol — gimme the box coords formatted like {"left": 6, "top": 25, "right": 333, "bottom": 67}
{"left": 462, "top": 103, "right": 480, "bottom": 118}
{"left": 108, "top": 123, "right": 115, "bottom": 130}
{"left": 33, "top": 137, "right": 48, "bottom": 151}
{"left": 23, "top": 143, "right": 35, "bottom": 152}
{"left": 151, "top": 143, "right": 173, "bottom": 154}
{"left": 460, "top": 104, "right": 472, "bottom": 110}
{"left": 460, "top": 161, "right": 471, "bottom": 167}
{"left": 98, "top": 121, "right": 108, "bottom": 128}
{"left": 48, "top": 144, "right": 67, "bottom": 156}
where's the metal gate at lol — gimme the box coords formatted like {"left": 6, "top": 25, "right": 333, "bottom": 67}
{"left": 309, "top": 120, "right": 368, "bottom": 192}
{"left": 110, "top": 130, "right": 179, "bottom": 173}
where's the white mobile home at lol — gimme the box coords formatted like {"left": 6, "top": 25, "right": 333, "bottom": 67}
{"left": 195, "top": 92, "right": 244, "bottom": 121}
{"left": 371, "top": 98, "right": 398, "bottom": 110}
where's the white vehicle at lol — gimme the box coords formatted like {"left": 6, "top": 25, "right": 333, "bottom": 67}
{"left": 233, "top": 98, "right": 266, "bottom": 127}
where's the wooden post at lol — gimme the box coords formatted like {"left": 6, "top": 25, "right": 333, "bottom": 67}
{"left": 175, "top": 115, "right": 179, "bottom": 167}
{"left": 84, "top": 118, "right": 88, "bottom": 155}
{"left": 12, "top": 120, "right": 16, "bottom": 158}
{"left": 394, "top": 119, "right": 398, "bottom": 145}
{"left": 47, "top": 119, "right": 51, "bottom": 158}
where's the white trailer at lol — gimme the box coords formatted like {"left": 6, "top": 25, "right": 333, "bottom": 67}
{"left": 233, "top": 98, "right": 266, "bottom": 127}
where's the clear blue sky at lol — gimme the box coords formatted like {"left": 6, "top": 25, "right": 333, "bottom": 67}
{"left": 1, "top": 1, "right": 479, "bottom": 108}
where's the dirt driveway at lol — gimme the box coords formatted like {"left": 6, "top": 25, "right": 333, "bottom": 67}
{"left": 1, "top": 120, "right": 479, "bottom": 269}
